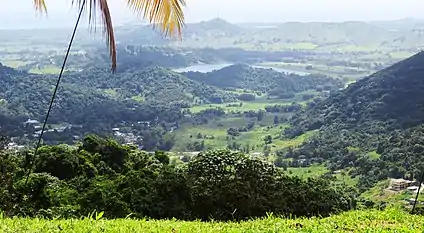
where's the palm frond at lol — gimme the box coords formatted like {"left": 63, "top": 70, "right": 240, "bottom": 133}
{"left": 33, "top": 0, "right": 47, "bottom": 13}
{"left": 71, "top": 0, "right": 116, "bottom": 71}
{"left": 37, "top": 0, "right": 186, "bottom": 72}
{"left": 98, "top": 0, "right": 117, "bottom": 72}
{"left": 126, "top": 0, "right": 186, "bottom": 37}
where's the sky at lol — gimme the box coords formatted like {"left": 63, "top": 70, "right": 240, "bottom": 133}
{"left": 1, "top": 0, "right": 424, "bottom": 29}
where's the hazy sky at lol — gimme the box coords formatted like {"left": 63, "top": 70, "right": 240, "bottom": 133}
{"left": 1, "top": 0, "right": 424, "bottom": 29}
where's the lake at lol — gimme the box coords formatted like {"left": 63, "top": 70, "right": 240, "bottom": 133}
{"left": 172, "top": 63, "right": 310, "bottom": 76}
{"left": 172, "top": 63, "right": 233, "bottom": 73}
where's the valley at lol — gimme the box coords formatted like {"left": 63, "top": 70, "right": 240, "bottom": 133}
{"left": 3, "top": 15, "right": 424, "bottom": 226}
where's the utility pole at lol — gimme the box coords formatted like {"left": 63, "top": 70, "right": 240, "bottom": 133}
{"left": 411, "top": 170, "right": 424, "bottom": 214}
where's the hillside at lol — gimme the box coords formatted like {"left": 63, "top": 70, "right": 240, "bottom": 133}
{"left": 0, "top": 68, "right": 226, "bottom": 118}
{"left": 185, "top": 64, "right": 344, "bottom": 94}
{"left": 1, "top": 208, "right": 422, "bottom": 232}
{"left": 285, "top": 51, "right": 424, "bottom": 188}
{"left": 0, "top": 63, "right": 234, "bottom": 143}
{"left": 183, "top": 18, "right": 242, "bottom": 37}
{"left": 63, "top": 67, "right": 234, "bottom": 105}
{"left": 289, "top": 51, "right": 424, "bottom": 133}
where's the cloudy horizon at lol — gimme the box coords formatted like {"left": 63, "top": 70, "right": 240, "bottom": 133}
{"left": 1, "top": 0, "right": 424, "bottom": 29}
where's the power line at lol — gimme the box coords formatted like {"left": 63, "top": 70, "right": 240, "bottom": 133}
{"left": 23, "top": 0, "right": 87, "bottom": 185}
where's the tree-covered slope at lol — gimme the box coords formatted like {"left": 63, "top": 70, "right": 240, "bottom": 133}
{"left": 64, "top": 67, "right": 235, "bottom": 105}
{"left": 185, "top": 64, "right": 344, "bottom": 94}
{"left": 289, "top": 51, "right": 424, "bottom": 136}
{"left": 285, "top": 51, "right": 424, "bottom": 188}
{"left": 0, "top": 63, "right": 234, "bottom": 140}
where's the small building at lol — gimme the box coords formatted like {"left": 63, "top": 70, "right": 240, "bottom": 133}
{"left": 390, "top": 178, "right": 414, "bottom": 191}
{"left": 407, "top": 185, "right": 423, "bottom": 194}
{"left": 24, "top": 119, "right": 40, "bottom": 125}
{"left": 407, "top": 186, "right": 419, "bottom": 191}
{"left": 407, "top": 198, "right": 417, "bottom": 205}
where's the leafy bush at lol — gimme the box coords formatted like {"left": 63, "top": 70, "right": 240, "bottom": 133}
{"left": 0, "top": 135, "right": 356, "bottom": 220}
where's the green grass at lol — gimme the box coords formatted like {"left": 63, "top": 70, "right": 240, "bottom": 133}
{"left": 187, "top": 98, "right": 303, "bottom": 114}
{"left": 286, "top": 165, "right": 359, "bottom": 187}
{"left": 368, "top": 151, "right": 381, "bottom": 160}
{"left": 102, "top": 89, "right": 119, "bottom": 98}
{"left": 188, "top": 102, "right": 273, "bottom": 114}
{"left": 332, "top": 169, "right": 360, "bottom": 187}
{"left": 287, "top": 164, "right": 329, "bottom": 178}
{"left": 258, "top": 61, "right": 374, "bottom": 80}
{"left": 1, "top": 59, "right": 30, "bottom": 68}
{"left": 1, "top": 208, "right": 423, "bottom": 232}
{"left": 389, "top": 51, "right": 415, "bottom": 59}
{"left": 29, "top": 65, "right": 62, "bottom": 74}
{"left": 275, "top": 130, "right": 316, "bottom": 148}
{"left": 172, "top": 118, "right": 234, "bottom": 151}
{"left": 172, "top": 116, "right": 276, "bottom": 151}
{"left": 131, "top": 94, "right": 145, "bottom": 102}
{"left": 172, "top": 113, "right": 314, "bottom": 152}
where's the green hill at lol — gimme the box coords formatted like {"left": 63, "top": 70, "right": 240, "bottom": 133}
{"left": 0, "top": 63, "right": 234, "bottom": 143}
{"left": 185, "top": 64, "right": 344, "bottom": 94}
{"left": 285, "top": 51, "right": 424, "bottom": 189}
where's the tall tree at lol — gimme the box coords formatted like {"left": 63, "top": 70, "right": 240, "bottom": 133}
{"left": 33, "top": 0, "right": 186, "bottom": 71}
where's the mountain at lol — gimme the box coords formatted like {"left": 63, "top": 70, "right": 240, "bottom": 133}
{"left": 285, "top": 51, "right": 424, "bottom": 188}
{"left": 185, "top": 64, "right": 344, "bottom": 94}
{"left": 113, "top": 18, "right": 241, "bottom": 47}
{"left": 289, "top": 51, "right": 424, "bottom": 135}
{"left": 369, "top": 18, "right": 424, "bottom": 31}
{"left": 183, "top": 18, "right": 242, "bottom": 35}
{"left": 268, "top": 21, "right": 391, "bottom": 45}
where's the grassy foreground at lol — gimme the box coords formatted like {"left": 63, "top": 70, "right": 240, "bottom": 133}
{"left": 1, "top": 209, "right": 423, "bottom": 232}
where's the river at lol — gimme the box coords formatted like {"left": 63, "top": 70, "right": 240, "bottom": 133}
{"left": 172, "top": 63, "right": 310, "bottom": 76}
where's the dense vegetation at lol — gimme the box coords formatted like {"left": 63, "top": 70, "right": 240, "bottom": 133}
{"left": 185, "top": 64, "right": 343, "bottom": 94}
{"left": 0, "top": 135, "right": 355, "bottom": 220}
{"left": 4, "top": 17, "right": 424, "bottom": 225}
{"left": 0, "top": 62, "right": 236, "bottom": 143}
{"left": 0, "top": 58, "right": 342, "bottom": 147}
{"left": 285, "top": 51, "right": 424, "bottom": 189}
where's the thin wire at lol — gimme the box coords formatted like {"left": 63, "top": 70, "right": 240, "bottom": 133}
{"left": 411, "top": 170, "right": 424, "bottom": 214}
{"left": 24, "top": 0, "right": 87, "bottom": 185}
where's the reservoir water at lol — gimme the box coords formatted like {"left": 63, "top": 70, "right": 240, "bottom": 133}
{"left": 172, "top": 63, "right": 310, "bottom": 76}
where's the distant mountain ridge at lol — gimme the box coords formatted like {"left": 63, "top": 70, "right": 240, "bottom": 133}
{"left": 4, "top": 18, "right": 424, "bottom": 51}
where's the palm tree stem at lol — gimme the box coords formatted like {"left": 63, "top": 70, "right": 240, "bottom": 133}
{"left": 24, "top": 0, "right": 87, "bottom": 185}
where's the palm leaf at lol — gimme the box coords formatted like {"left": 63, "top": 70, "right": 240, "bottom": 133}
{"left": 126, "top": 0, "right": 186, "bottom": 37}
{"left": 35, "top": 0, "right": 186, "bottom": 72}
{"left": 33, "top": 0, "right": 47, "bottom": 13}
